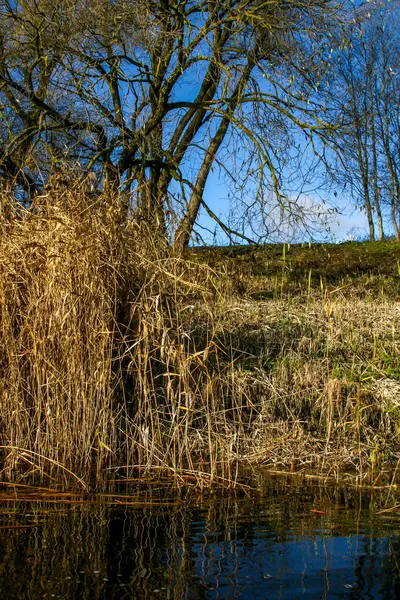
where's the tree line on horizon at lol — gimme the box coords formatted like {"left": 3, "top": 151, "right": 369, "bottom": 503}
{"left": 0, "top": 0, "right": 399, "bottom": 248}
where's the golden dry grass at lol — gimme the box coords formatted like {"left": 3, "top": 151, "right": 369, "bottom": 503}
{"left": 209, "top": 296, "right": 400, "bottom": 479}
{"left": 0, "top": 184, "right": 249, "bottom": 487}
{"left": 1, "top": 183, "right": 400, "bottom": 488}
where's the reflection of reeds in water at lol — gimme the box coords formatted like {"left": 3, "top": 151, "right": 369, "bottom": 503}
{"left": 0, "top": 497, "right": 255, "bottom": 599}
{"left": 0, "top": 504, "right": 109, "bottom": 600}
{"left": 0, "top": 485, "right": 400, "bottom": 599}
{"left": 0, "top": 499, "right": 205, "bottom": 599}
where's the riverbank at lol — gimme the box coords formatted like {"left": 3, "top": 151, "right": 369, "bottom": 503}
{"left": 1, "top": 186, "right": 400, "bottom": 488}
{"left": 193, "top": 241, "right": 400, "bottom": 483}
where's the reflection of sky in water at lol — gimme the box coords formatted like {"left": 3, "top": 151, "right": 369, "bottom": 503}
{"left": 187, "top": 525, "right": 398, "bottom": 598}
{"left": 0, "top": 483, "right": 400, "bottom": 599}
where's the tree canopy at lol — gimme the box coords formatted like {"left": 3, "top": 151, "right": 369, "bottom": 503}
{"left": 0, "top": 0, "right": 367, "bottom": 248}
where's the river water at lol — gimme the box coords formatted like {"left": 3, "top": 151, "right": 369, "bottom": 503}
{"left": 0, "top": 477, "right": 399, "bottom": 599}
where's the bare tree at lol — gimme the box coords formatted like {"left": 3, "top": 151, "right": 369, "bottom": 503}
{"left": 374, "top": 11, "right": 400, "bottom": 239}
{"left": 0, "top": 0, "right": 354, "bottom": 249}
{"left": 329, "top": 2, "right": 400, "bottom": 242}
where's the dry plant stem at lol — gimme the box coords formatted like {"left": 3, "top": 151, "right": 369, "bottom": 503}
{"left": 1, "top": 182, "right": 400, "bottom": 489}
{"left": 0, "top": 447, "right": 88, "bottom": 490}
{"left": 376, "top": 504, "right": 400, "bottom": 515}
{"left": 0, "top": 183, "right": 248, "bottom": 487}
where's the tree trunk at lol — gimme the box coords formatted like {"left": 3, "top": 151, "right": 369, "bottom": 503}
{"left": 173, "top": 60, "right": 254, "bottom": 252}
{"left": 390, "top": 188, "right": 400, "bottom": 241}
{"left": 371, "top": 126, "right": 384, "bottom": 240}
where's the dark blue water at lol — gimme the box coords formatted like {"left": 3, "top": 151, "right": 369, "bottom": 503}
{"left": 0, "top": 479, "right": 399, "bottom": 599}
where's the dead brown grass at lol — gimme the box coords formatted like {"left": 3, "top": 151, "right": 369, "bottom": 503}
{"left": 1, "top": 183, "right": 399, "bottom": 488}
{"left": 0, "top": 183, "right": 250, "bottom": 487}
{"left": 204, "top": 294, "right": 400, "bottom": 482}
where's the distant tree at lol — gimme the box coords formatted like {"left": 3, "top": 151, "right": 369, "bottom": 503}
{"left": 329, "top": 2, "right": 400, "bottom": 241}
{"left": 374, "top": 10, "right": 400, "bottom": 240}
{"left": 0, "top": 0, "right": 355, "bottom": 249}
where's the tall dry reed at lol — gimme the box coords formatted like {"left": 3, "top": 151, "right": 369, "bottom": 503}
{"left": 0, "top": 183, "right": 248, "bottom": 487}
{"left": 1, "top": 183, "right": 399, "bottom": 488}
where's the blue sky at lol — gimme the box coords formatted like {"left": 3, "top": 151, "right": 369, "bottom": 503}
{"left": 194, "top": 171, "right": 371, "bottom": 245}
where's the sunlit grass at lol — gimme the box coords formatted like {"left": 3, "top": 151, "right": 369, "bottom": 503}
{"left": 1, "top": 184, "right": 400, "bottom": 488}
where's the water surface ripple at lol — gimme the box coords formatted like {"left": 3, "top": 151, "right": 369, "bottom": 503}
{"left": 0, "top": 479, "right": 399, "bottom": 599}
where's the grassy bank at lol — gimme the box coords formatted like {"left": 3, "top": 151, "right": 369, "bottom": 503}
{"left": 194, "top": 241, "right": 400, "bottom": 480}
{"left": 1, "top": 186, "right": 400, "bottom": 488}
